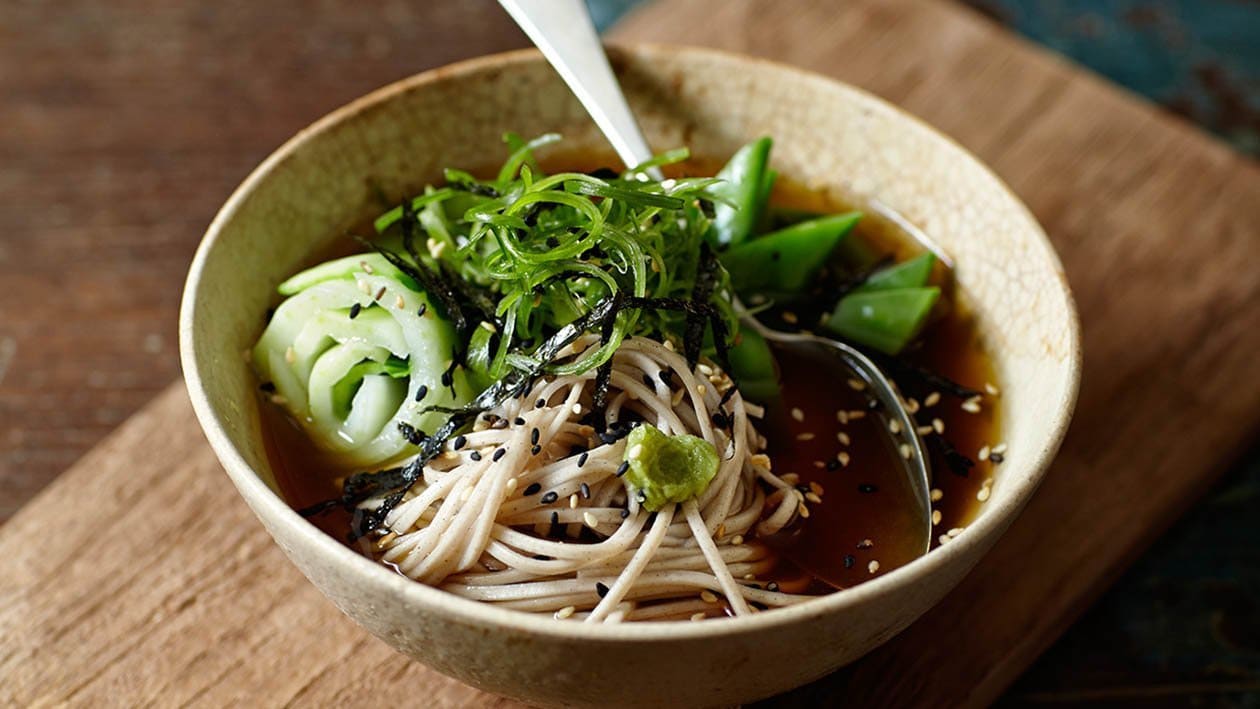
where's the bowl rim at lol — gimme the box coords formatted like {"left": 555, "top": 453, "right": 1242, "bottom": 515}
{"left": 180, "top": 42, "right": 1081, "bottom": 643}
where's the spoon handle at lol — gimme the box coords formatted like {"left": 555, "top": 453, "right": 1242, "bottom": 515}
{"left": 498, "top": 0, "right": 660, "bottom": 176}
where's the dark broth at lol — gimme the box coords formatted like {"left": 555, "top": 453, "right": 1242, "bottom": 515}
{"left": 262, "top": 155, "right": 1002, "bottom": 591}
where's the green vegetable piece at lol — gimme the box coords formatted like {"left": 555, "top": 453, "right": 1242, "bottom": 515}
{"left": 855, "top": 252, "right": 936, "bottom": 293}
{"left": 826, "top": 287, "right": 940, "bottom": 355}
{"left": 277, "top": 254, "right": 402, "bottom": 296}
{"left": 709, "top": 137, "right": 773, "bottom": 247}
{"left": 721, "top": 212, "right": 860, "bottom": 294}
{"left": 330, "top": 356, "right": 409, "bottom": 420}
{"left": 623, "top": 423, "right": 720, "bottom": 512}
{"left": 727, "top": 327, "right": 780, "bottom": 404}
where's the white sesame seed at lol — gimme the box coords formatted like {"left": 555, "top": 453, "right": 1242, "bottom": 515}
{"left": 716, "top": 524, "right": 726, "bottom": 539}
{"left": 917, "top": 425, "right": 934, "bottom": 436}
{"left": 663, "top": 339, "right": 675, "bottom": 351}
{"left": 284, "top": 346, "right": 296, "bottom": 364}
{"left": 628, "top": 444, "right": 643, "bottom": 459}
{"left": 924, "top": 391, "right": 941, "bottom": 407}
{"left": 810, "top": 481, "right": 825, "bottom": 496}
{"left": 813, "top": 460, "right": 825, "bottom": 469}
{"left": 359, "top": 260, "right": 375, "bottom": 274}
{"left": 939, "top": 534, "right": 952, "bottom": 545}
{"left": 782, "top": 311, "right": 799, "bottom": 324}
{"left": 985, "top": 382, "right": 1001, "bottom": 396}
{"left": 899, "top": 443, "right": 912, "bottom": 460}
{"left": 837, "top": 431, "right": 851, "bottom": 446}
{"left": 743, "top": 573, "right": 756, "bottom": 580}
{"left": 837, "top": 452, "right": 851, "bottom": 467}
{"left": 930, "top": 488, "right": 944, "bottom": 502}
{"left": 697, "top": 363, "right": 714, "bottom": 376}
{"left": 977, "top": 487, "right": 991, "bottom": 502}
{"left": 790, "top": 407, "right": 805, "bottom": 422}
{"left": 479, "top": 321, "right": 496, "bottom": 333}
{"left": 947, "top": 527, "right": 963, "bottom": 538}
{"left": 868, "top": 560, "right": 880, "bottom": 574}
{"left": 978, "top": 445, "right": 991, "bottom": 462}
{"left": 888, "top": 419, "right": 902, "bottom": 434}
{"left": 731, "top": 535, "right": 744, "bottom": 546}
{"left": 905, "top": 398, "right": 920, "bottom": 414}
{"left": 504, "top": 478, "right": 518, "bottom": 494}
{"left": 932, "top": 509, "right": 942, "bottom": 525}
{"left": 697, "top": 384, "right": 707, "bottom": 396}
{"left": 700, "top": 590, "right": 718, "bottom": 603}
{"left": 932, "top": 418, "right": 946, "bottom": 434}
{"left": 690, "top": 612, "right": 707, "bottom": 622}
{"left": 961, "top": 397, "right": 982, "bottom": 414}
{"left": 848, "top": 410, "right": 867, "bottom": 420}
{"left": 993, "top": 443, "right": 1008, "bottom": 455}
{"left": 571, "top": 403, "right": 583, "bottom": 415}
{"left": 569, "top": 494, "right": 579, "bottom": 509}
{"left": 395, "top": 294, "right": 406, "bottom": 309}
{"left": 847, "top": 378, "right": 866, "bottom": 391}
{"left": 583, "top": 512, "right": 599, "bottom": 528}
{"left": 805, "top": 491, "right": 822, "bottom": 504}
{"left": 798, "top": 503, "right": 811, "bottom": 518}
{"left": 269, "top": 394, "right": 287, "bottom": 405}
{"left": 357, "top": 280, "right": 371, "bottom": 295}
{"left": 836, "top": 410, "right": 849, "bottom": 424}
{"left": 796, "top": 432, "right": 816, "bottom": 441}
{"left": 555, "top": 606, "right": 576, "bottom": 619}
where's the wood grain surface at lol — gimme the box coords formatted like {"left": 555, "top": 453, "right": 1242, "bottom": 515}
{"left": 2, "top": 0, "right": 1259, "bottom": 707}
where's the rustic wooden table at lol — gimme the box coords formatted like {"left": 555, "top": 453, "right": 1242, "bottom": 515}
{"left": 3, "top": 0, "right": 1257, "bottom": 705}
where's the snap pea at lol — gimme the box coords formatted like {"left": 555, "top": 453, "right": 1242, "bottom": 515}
{"left": 727, "top": 327, "right": 779, "bottom": 404}
{"left": 709, "top": 137, "right": 773, "bottom": 247}
{"left": 720, "top": 212, "right": 860, "bottom": 294}
{"left": 826, "top": 287, "right": 940, "bottom": 355}
{"left": 854, "top": 251, "right": 935, "bottom": 292}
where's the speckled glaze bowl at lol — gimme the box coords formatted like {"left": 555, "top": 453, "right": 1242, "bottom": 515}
{"left": 180, "top": 45, "right": 1079, "bottom": 707}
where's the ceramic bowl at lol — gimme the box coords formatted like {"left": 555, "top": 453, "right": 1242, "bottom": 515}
{"left": 180, "top": 45, "right": 1079, "bottom": 707}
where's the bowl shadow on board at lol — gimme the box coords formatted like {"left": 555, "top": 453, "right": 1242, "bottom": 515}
{"left": 179, "top": 43, "right": 1080, "bottom": 708}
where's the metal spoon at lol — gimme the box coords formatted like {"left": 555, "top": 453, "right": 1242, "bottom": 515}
{"left": 499, "top": 0, "right": 932, "bottom": 555}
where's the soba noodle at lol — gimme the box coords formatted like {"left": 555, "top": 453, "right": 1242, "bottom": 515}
{"left": 367, "top": 335, "right": 814, "bottom": 621}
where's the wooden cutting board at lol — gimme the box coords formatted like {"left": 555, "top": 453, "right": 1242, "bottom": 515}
{"left": 3, "top": 0, "right": 1258, "bottom": 706}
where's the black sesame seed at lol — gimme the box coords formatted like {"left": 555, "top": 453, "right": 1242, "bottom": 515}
{"left": 595, "top": 582, "right": 609, "bottom": 598}
{"left": 619, "top": 507, "right": 630, "bottom": 519}
{"left": 523, "top": 482, "right": 542, "bottom": 496}
{"left": 453, "top": 435, "right": 467, "bottom": 450}
{"left": 514, "top": 417, "right": 526, "bottom": 426}
{"left": 540, "top": 491, "right": 558, "bottom": 504}
{"left": 414, "top": 385, "right": 428, "bottom": 402}
{"left": 441, "top": 371, "right": 453, "bottom": 387}
{"left": 711, "top": 412, "right": 727, "bottom": 427}
{"left": 990, "top": 452, "right": 1004, "bottom": 464}
{"left": 531, "top": 427, "right": 540, "bottom": 445}
{"left": 492, "top": 448, "right": 506, "bottom": 462}
{"left": 259, "top": 382, "right": 276, "bottom": 393}
{"left": 766, "top": 582, "right": 780, "bottom": 592}
{"left": 416, "top": 303, "right": 427, "bottom": 317}
{"left": 533, "top": 554, "right": 552, "bottom": 561}
{"left": 615, "top": 461, "right": 630, "bottom": 477}
{"left": 580, "top": 482, "right": 591, "bottom": 499}
{"left": 577, "top": 452, "right": 589, "bottom": 467}
{"left": 658, "top": 370, "right": 673, "bottom": 386}
{"left": 796, "top": 484, "right": 811, "bottom": 494}
{"left": 599, "top": 432, "right": 618, "bottom": 445}
{"left": 859, "top": 484, "right": 878, "bottom": 494}
{"left": 349, "top": 303, "right": 362, "bottom": 319}
{"left": 550, "top": 511, "right": 559, "bottom": 525}
{"left": 469, "top": 451, "right": 482, "bottom": 461}
{"left": 531, "top": 444, "right": 542, "bottom": 456}
{"left": 642, "top": 372, "right": 655, "bottom": 387}
{"left": 843, "top": 554, "right": 856, "bottom": 569}
{"left": 536, "top": 398, "right": 547, "bottom": 408}
{"left": 825, "top": 459, "right": 841, "bottom": 471}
